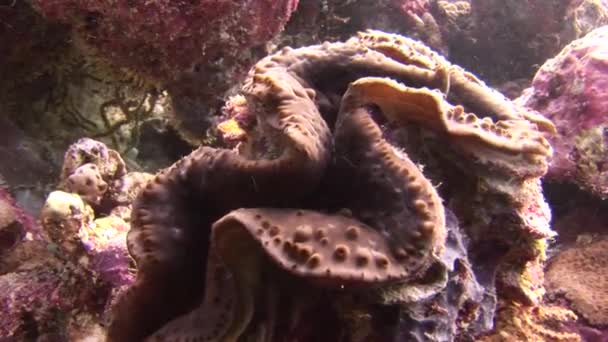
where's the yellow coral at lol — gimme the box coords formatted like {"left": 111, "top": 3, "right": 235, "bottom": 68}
{"left": 480, "top": 301, "right": 581, "bottom": 342}
{"left": 217, "top": 118, "right": 247, "bottom": 143}
{"left": 78, "top": 216, "right": 129, "bottom": 251}
{"left": 40, "top": 191, "right": 94, "bottom": 254}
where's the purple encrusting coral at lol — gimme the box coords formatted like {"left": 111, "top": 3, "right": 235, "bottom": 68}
{"left": 0, "top": 260, "right": 103, "bottom": 340}
{"left": 517, "top": 25, "right": 608, "bottom": 198}
{"left": 80, "top": 215, "right": 134, "bottom": 288}
{"left": 0, "top": 137, "right": 145, "bottom": 339}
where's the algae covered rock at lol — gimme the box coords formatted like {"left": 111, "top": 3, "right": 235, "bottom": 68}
{"left": 517, "top": 25, "right": 608, "bottom": 198}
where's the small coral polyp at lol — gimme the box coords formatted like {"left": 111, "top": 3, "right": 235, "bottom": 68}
{"left": 106, "top": 31, "right": 555, "bottom": 341}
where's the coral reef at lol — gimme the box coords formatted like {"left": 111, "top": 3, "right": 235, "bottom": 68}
{"left": 0, "top": 138, "right": 149, "bottom": 339}
{"left": 517, "top": 26, "right": 608, "bottom": 198}
{"left": 545, "top": 238, "right": 608, "bottom": 326}
{"left": 60, "top": 138, "right": 126, "bottom": 188}
{"left": 41, "top": 190, "right": 134, "bottom": 290}
{"left": 0, "top": 188, "right": 108, "bottom": 340}
{"left": 57, "top": 137, "right": 153, "bottom": 215}
{"left": 0, "top": 258, "right": 105, "bottom": 340}
{"left": 107, "top": 31, "right": 554, "bottom": 341}
{"left": 5, "top": 0, "right": 597, "bottom": 338}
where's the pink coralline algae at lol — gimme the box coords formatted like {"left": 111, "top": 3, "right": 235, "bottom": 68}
{"left": 517, "top": 26, "right": 608, "bottom": 198}
{"left": 31, "top": 0, "right": 299, "bottom": 81}
{"left": 0, "top": 261, "right": 103, "bottom": 340}
{"left": 41, "top": 190, "right": 135, "bottom": 289}
{"left": 0, "top": 137, "right": 150, "bottom": 339}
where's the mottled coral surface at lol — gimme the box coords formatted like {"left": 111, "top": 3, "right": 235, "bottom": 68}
{"left": 517, "top": 26, "right": 608, "bottom": 197}
{"left": 105, "top": 31, "right": 555, "bottom": 341}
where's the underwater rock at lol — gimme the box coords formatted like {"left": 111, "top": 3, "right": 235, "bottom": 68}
{"left": 41, "top": 191, "right": 94, "bottom": 256}
{"left": 564, "top": 0, "right": 608, "bottom": 40}
{"left": 31, "top": 0, "right": 298, "bottom": 82}
{"left": 0, "top": 0, "right": 70, "bottom": 92}
{"left": 82, "top": 215, "right": 135, "bottom": 289}
{"left": 107, "top": 30, "right": 554, "bottom": 341}
{"left": 40, "top": 190, "right": 134, "bottom": 289}
{"left": 395, "top": 0, "right": 430, "bottom": 16}
{"left": 0, "top": 188, "right": 42, "bottom": 253}
{"left": 0, "top": 138, "right": 148, "bottom": 339}
{"left": 63, "top": 164, "right": 109, "bottom": 207}
{"left": 517, "top": 26, "right": 608, "bottom": 198}
{"left": 0, "top": 117, "right": 59, "bottom": 214}
{"left": 0, "top": 191, "right": 23, "bottom": 256}
{"left": 32, "top": 0, "right": 299, "bottom": 144}
{"left": 38, "top": 189, "right": 135, "bottom": 290}
{"left": 1, "top": 190, "right": 112, "bottom": 341}
{"left": 281, "top": 0, "right": 446, "bottom": 56}
{"left": 0, "top": 259, "right": 105, "bottom": 341}
{"left": 59, "top": 138, "right": 131, "bottom": 211}
{"left": 478, "top": 301, "right": 582, "bottom": 341}
{"left": 45, "top": 140, "right": 143, "bottom": 286}
{"left": 434, "top": 0, "right": 608, "bottom": 85}
{"left": 545, "top": 238, "right": 608, "bottom": 326}
{"left": 108, "top": 172, "right": 155, "bottom": 210}
{"left": 1, "top": 1, "right": 162, "bottom": 162}
{"left": 0, "top": 189, "right": 47, "bottom": 276}
{"left": 60, "top": 138, "right": 126, "bottom": 190}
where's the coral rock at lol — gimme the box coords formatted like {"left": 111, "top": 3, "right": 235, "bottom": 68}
{"left": 59, "top": 138, "right": 128, "bottom": 210}
{"left": 60, "top": 138, "right": 126, "bottom": 188}
{"left": 0, "top": 262, "right": 101, "bottom": 340}
{"left": 83, "top": 216, "right": 134, "bottom": 288}
{"left": 64, "top": 163, "right": 109, "bottom": 206}
{"left": 41, "top": 191, "right": 94, "bottom": 256}
{"left": 31, "top": 0, "right": 299, "bottom": 81}
{"left": 517, "top": 26, "right": 608, "bottom": 198}
{"left": 108, "top": 172, "right": 154, "bottom": 208}
{"left": 0, "top": 192, "right": 22, "bottom": 254}
{"left": 545, "top": 238, "right": 608, "bottom": 326}
{"left": 479, "top": 301, "right": 581, "bottom": 342}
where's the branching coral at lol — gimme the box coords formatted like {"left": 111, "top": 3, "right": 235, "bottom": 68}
{"left": 107, "top": 30, "right": 554, "bottom": 341}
